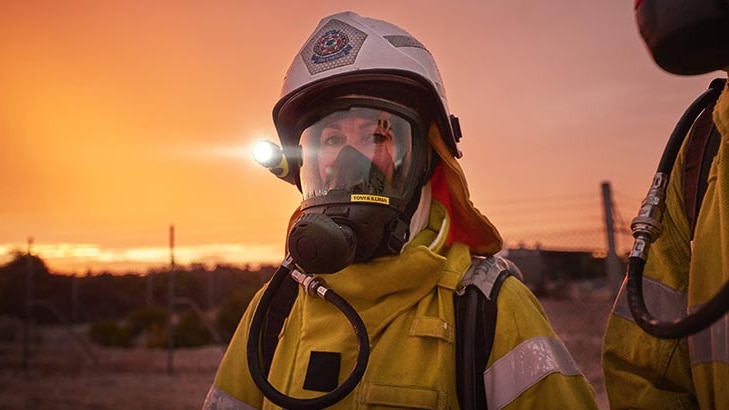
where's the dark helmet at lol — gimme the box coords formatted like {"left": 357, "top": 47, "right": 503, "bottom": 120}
{"left": 635, "top": 0, "right": 729, "bottom": 75}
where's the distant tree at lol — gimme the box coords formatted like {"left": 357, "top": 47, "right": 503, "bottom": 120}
{"left": 0, "top": 255, "right": 277, "bottom": 337}
{"left": 0, "top": 254, "right": 56, "bottom": 321}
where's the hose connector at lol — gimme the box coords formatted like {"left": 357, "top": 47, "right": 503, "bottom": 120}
{"left": 630, "top": 172, "right": 668, "bottom": 260}
{"left": 290, "top": 269, "right": 329, "bottom": 299}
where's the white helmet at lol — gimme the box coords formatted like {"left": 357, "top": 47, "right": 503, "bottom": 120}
{"left": 275, "top": 11, "right": 503, "bottom": 259}
{"left": 273, "top": 11, "right": 462, "bottom": 179}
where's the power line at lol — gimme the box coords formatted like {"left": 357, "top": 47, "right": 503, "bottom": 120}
{"left": 481, "top": 192, "right": 597, "bottom": 208}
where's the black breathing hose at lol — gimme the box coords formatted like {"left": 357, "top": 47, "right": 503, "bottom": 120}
{"left": 627, "top": 78, "right": 728, "bottom": 339}
{"left": 246, "top": 256, "right": 370, "bottom": 409}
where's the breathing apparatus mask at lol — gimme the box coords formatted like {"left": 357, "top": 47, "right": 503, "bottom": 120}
{"left": 635, "top": 0, "right": 729, "bottom": 75}
{"left": 288, "top": 96, "right": 434, "bottom": 274}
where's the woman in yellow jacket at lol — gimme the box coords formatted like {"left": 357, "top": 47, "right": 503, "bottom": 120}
{"left": 602, "top": 1, "right": 729, "bottom": 408}
{"left": 204, "top": 11, "right": 597, "bottom": 410}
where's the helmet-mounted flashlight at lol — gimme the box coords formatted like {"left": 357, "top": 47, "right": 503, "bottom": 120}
{"left": 252, "top": 140, "right": 296, "bottom": 186}
{"left": 253, "top": 140, "right": 286, "bottom": 173}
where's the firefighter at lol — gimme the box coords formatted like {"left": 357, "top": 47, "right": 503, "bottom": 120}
{"left": 204, "top": 11, "right": 598, "bottom": 409}
{"left": 602, "top": 1, "right": 729, "bottom": 408}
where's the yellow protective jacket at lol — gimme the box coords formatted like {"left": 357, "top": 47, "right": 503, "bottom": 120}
{"left": 602, "top": 77, "right": 729, "bottom": 409}
{"left": 204, "top": 201, "right": 598, "bottom": 409}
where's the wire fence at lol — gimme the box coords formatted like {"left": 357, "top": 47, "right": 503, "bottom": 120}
{"left": 488, "top": 184, "right": 638, "bottom": 409}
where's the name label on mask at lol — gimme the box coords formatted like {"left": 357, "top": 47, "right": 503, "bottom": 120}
{"left": 351, "top": 194, "right": 390, "bottom": 205}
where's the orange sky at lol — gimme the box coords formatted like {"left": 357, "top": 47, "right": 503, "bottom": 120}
{"left": 0, "top": 0, "right": 720, "bottom": 273}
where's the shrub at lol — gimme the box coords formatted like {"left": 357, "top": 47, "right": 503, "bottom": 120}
{"left": 173, "top": 310, "right": 212, "bottom": 348}
{"left": 125, "top": 306, "right": 167, "bottom": 337}
{"left": 89, "top": 320, "right": 131, "bottom": 347}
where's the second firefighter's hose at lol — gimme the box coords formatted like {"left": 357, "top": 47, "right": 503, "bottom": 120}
{"left": 627, "top": 78, "right": 728, "bottom": 339}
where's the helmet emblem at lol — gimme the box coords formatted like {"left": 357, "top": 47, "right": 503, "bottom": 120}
{"left": 301, "top": 19, "right": 367, "bottom": 75}
{"left": 313, "top": 30, "right": 350, "bottom": 60}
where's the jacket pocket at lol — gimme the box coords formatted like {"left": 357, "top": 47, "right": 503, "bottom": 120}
{"left": 361, "top": 382, "right": 444, "bottom": 409}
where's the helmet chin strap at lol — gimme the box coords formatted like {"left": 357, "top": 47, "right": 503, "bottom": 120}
{"left": 403, "top": 183, "right": 432, "bottom": 250}
{"left": 388, "top": 149, "right": 440, "bottom": 254}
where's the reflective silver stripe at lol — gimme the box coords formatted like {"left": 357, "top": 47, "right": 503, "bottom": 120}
{"left": 202, "top": 386, "right": 258, "bottom": 410}
{"left": 611, "top": 276, "right": 687, "bottom": 323}
{"left": 483, "top": 336, "right": 583, "bottom": 410}
{"left": 688, "top": 306, "right": 729, "bottom": 366}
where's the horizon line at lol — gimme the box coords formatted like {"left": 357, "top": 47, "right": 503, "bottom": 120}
{"left": 0, "top": 242, "right": 285, "bottom": 275}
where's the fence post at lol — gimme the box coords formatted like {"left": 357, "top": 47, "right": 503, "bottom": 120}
{"left": 167, "top": 224, "right": 175, "bottom": 374}
{"left": 146, "top": 271, "right": 154, "bottom": 305}
{"left": 207, "top": 268, "right": 215, "bottom": 310}
{"left": 601, "top": 181, "right": 623, "bottom": 297}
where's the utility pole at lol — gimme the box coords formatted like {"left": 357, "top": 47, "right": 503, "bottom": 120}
{"left": 71, "top": 273, "right": 79, "bottom": 323}
{"left": 601, "top": 182, "right": 623, "bottom": 297}
{"left": 166, "top": 225, "right": 175, "bottom": 374}
{"left": 207, "top": 267, "right": 215, "bottom": 310}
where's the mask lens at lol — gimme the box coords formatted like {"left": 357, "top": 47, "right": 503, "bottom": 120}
{"left": 300, "top": 107, "right": 413, "bottom": 200}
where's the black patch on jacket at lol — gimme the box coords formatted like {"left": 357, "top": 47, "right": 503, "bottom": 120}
{"left": 303, "top": 351, "right": 341, "bottom": 392}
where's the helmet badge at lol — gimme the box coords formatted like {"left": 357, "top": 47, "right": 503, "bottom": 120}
{"left": 302, "top": 19, "right": 367, "bottom": 75}
{"left": 314, "top": 30, "right": 350, "bottom": 60}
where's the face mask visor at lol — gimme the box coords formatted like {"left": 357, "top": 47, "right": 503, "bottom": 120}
{"left": 299, "top": 101, "right": 425, "bottom": 208}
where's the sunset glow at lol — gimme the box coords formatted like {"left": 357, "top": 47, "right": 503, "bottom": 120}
{"left": 0, "top": 241, "right": 284, "bottom": 275}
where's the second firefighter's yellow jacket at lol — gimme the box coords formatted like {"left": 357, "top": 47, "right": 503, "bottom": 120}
{"left": 603, "top": 77, "right": 729, "bottom": 409}
{"left": 204, "top": 201, "right": 598, "bottom": 409}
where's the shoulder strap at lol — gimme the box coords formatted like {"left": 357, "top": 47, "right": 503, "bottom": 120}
{"left": 682, "top": 78, "right": 725, "bottom": 240}
{"left": 455, "top": 255, "right": 520, "bottom": 410}
{"left": 260, "top": 274, "right": 299, "bottom": 375}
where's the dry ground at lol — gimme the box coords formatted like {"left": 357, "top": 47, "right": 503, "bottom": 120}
{"left": 0, "top": 289, "right": 612, "bottom": 409}
{"left": 0, "top": 341, "right": 224, "bottom": 410}
{"left": 540, "top": 287, "right": 613, "bottom": 410}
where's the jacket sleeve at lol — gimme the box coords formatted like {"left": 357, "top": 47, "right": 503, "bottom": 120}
{"left": 203, "top": 286, "right": 267, "bottom": 409}
{"left": 487, "top": 276, "right": 599, "bottom": 410}
{"left": 601, "top": 141, "right": 698, "bottom": 409}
